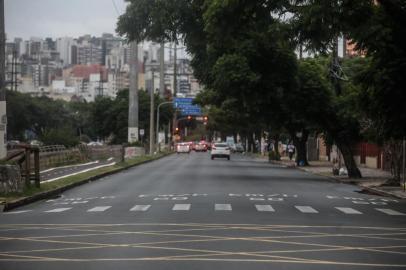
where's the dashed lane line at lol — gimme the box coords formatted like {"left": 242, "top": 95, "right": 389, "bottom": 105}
{"left": 335, "top": 207, "right": 362, "bottom": 215}
{"left": 295, "top": 206, "right": 318, "bottom": 214}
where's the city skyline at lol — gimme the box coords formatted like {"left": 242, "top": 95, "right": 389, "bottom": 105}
{"left": 5, "top": 0, "right": 127, "bottom": 40}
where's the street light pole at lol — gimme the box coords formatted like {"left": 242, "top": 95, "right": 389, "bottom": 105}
{"left": 0, "top": 0, "right": 6, "bottom": 159}
{"left": 149, "top": 69, "right": 155, "bottom": 154}
{"left": 128, "top": 41, "right": 139, "bottom": 143}
{"left": 173, "top": 43, "right": 177, "bottom": 97}
{"left": 159, "top": 42, "right": 165, "bottom": 98}
{"left": 156, "top": 101, "right": 173, "bottom": 149}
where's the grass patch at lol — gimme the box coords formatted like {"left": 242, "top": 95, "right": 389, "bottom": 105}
{"left": 0, "top": 152, "right": 171, "bottom": 203}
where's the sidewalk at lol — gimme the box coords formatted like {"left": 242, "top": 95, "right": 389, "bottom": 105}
{"left": 271, "top": 157, "right": 406, "bottom": 199}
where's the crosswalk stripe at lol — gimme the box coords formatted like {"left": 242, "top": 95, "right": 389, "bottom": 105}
{"left": 4, "top": 210, "right": 32, "bottom": 214}
{"left": 172, "top": 204, "right": 191, "bottom": 211}
{"left": 87, "top": 206, "right": 111, "bottom": 212}
{"left": 45, "top": 208, "right": 72, "bottom": 213}
{"left": 215, "top": 204, "right": 232, "bottom": 211}
{"left": 335, "top": 207, "right": 362, "bottom": 214}
{"left": 130, "top": 205, "right": 151, "bottom": 212}
{"left": 255, "top": 205, "right": 275, "bottom": 212}
{"left": 295, "top": 206, "right": 318, "bottom": 213}
{"left": 375, "top": 208, "right": 406, "bottom": 216}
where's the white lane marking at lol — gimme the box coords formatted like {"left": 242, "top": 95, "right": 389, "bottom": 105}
{"left": 375, "top": 208, "right": 406, "bottom": 216}
{"left": 172, "top": 204, "right": 191, "bottom": 211}
{"left": 42, "top": 162, "right": 116, "bottom": 183}
{"left": 255, "top": 205, "right": 275, "bottom": 212}
{"left": 4, "top": 210, "right": 32, "bottom": 214}
{"left": 215, "top": 204, "right": 232, "bottom": 211}
{"left": 107, "top": 157, "right": 114, "bottom": 161}
{"left": 72, "top": 201, "right": 88, "bottom": 204}
{"left": 130, "top": 205, "right": 151, "bottom": 212}
{"left": 40, "top": 161, "right": 100, "bottom": 173}
{"left": 45, "top": 208, "right": 72, "bottom": 213}
{"left": 335, "top": 207, "right": 362, "bottom": 214}
{"left": 87, "top": 206, "right": 111, "bottom": 212}
{"left": 295, "top": 206, "right": 318, "bottom": 213}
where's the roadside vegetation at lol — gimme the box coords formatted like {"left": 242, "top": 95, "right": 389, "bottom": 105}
{"left": 0, "top": 152, "right": 170, "bottom": 204}
{"left": 7, "top": 89, "right": 173, "bottom": 146}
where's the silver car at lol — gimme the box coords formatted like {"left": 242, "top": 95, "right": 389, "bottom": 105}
{"left": 211, "top": 143, "right": 231, "bottom": 160}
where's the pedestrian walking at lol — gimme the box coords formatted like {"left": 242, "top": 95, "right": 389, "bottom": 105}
{"left": 288, "top": 144, "right": 295, "bottom": 160}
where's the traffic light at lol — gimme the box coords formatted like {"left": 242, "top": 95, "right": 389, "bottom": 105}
{"left": 203, "top": 116, "right": 208, "bottom": 125}
{"left": 175, "top": 127, "right": 180, "bottom": 134}
{"left": 187, "top": 115, "right": 192, "bottom": 120}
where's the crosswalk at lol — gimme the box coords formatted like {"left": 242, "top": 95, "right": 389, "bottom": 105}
{"left": 4, "top": 204, "right": 405, "bottom": 216}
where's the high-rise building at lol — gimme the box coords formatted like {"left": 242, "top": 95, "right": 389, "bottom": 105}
{"left": 44, "top": 37, "right": 56, "bottom": 51}
{"left": 77, "top": 44, "right": 103, "bottom": 65}
{"left": 56, "top": 37, "right": 74, "bottom": 66}
{"left": 29, "top": 37, "right": 43, "bottom": 57}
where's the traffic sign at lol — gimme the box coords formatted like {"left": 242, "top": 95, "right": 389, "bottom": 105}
{"left": 174, "top": 98, "right": 202, "bottom": 116}
{"left": 174, "top": 98, "right": 194, "bottom": 109}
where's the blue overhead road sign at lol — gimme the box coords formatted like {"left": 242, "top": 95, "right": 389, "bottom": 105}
{"left": 174, "top": 98, "right": 202, "bottom": 116}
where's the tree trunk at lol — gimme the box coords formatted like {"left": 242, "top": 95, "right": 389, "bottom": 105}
{"left": 247, "top": 134, "right": 253, "bottom": 153}
{"left": 292, "top": 129, "right": 309, "bottom": 166}
{"left": 268, "top": 133, "right": 281, "bottom": 161}
{"left": 251, "top": 133, "right": 258, "bottom": 153}
{"left": 384, "top": 140, "right": 403, "bottom": 184}
{"left": 336, "top": 141, "right": 362, "bottom": 178}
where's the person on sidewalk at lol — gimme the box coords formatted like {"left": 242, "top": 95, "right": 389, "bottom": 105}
{"left": 288, "top": 144, "right": 295, "bottom": 161}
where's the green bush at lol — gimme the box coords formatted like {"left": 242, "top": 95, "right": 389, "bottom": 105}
{"left": 41, "top": 128, "right": 80, "bottom": 147}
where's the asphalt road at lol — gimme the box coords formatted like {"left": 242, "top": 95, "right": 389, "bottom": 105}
{"left": 1, "top": 152, "right": 406, "bottom": 270}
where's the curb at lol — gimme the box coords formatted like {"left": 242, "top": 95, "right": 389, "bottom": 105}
{"left": 269, "top": 160, "right": 342, "bottom": 183}
{"left": 361, "top": 186, "right": 406, "bottom": 200}
{"left": 274, "top": 161, "right": 406, "bottom": 200}
{"left": 2, "top": 153, "right": 173, "bottom": 212}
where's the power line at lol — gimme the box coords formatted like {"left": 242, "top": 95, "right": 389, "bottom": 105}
{"left": 111, "top": 0, "right": 121, "bottom": 16}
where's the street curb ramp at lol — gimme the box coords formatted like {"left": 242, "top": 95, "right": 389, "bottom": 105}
{"left": 2, "top": 153, "right": 173, "bottom": 212}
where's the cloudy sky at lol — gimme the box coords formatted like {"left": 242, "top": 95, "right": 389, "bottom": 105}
{"left": 5, "top": 0, "right": 128, "bottom": 40}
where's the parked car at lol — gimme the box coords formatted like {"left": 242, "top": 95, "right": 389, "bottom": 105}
{"left": 227, "top": 143, "right": 237, "bottom": 153}
{"left": 234, "top": 143, "right": 245, "bottom": 153}
{"left": 87, "top": 141, "right": 103, "bottom": 146}
{"left": 176, "top": 142, "right": 191, "bottom": 154}
{"left": 211, "top": 142, "right": 231, "bottom": 160}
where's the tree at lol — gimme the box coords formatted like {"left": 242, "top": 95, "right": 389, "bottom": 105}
{"left": 354, "top": 1, "right": 406, "bottom": 140}
{"left": 282, "top": 58, "right": 333, "bottom": 166}
{"left": 287, "top": 0, "right": 377, "bottom": 177}
{"left": 91, "top": 89, "right": 173, "bottom": 144}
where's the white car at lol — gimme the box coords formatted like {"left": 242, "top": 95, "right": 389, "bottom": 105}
{"left": 176, "top": 142, "right": 191, "bottom": 154}
{"left": 211, "top": 143, "right": 231, "bottom": 160}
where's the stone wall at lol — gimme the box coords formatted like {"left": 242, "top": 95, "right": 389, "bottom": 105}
{"left": 0, "top": 165, "right": 22, "bottom": 194}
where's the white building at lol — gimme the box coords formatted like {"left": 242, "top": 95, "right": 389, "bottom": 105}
{"left": 56, "top": 37, "right": 74, "bottom": 67}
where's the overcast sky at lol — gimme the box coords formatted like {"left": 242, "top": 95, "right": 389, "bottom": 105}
{"left": 5, "top": 0, "right": 128, "bottom": 40}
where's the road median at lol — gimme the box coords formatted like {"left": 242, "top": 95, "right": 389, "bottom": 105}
{"left": 1, "top": 152, "right": 173, "bottom": 212}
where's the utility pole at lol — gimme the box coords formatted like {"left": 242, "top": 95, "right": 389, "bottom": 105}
{"left": 149, "top": 69, "right": 155, "bottom": 154}
{"left": 403, "top": 137, "right": 405, "bottom": 192}
{"left": 0, "top": 0, "right": 6, "bottom": 159}
{"left": 156, "top": 101, "right": 173, "bottom": 148}
{"left": 171, "top": 43, "right": 178, "bottom": 148}
{"left": 173, "top": 43, "right": 177, "bottom": 97}
{"left": 159, "top": 42, "right": 165, "bottom": 98}
{"left": 128, "top": 41, "right": 139, "bottom": 143}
